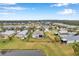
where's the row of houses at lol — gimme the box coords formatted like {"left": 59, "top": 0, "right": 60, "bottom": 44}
{"left": 0, "top": 29, "right": 45, "bottom": 42}
{"left": 0, "top": 25, "right": 30, "bottom": 31}
{"left": 57, "top": 24, "right": 79, "bottom": 44}
{"left": 29, "top": 22, "right": 79, "bottom": 43}
{"left": 0, "top": 21, "right": 79, "bottom": 43}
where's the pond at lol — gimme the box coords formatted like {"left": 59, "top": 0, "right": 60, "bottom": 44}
{"left": 0, "top": 50, "right": 45, "bottom": 56}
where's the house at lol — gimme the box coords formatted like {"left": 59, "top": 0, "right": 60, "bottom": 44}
{"left": 53, "top": 23, "right": 68, "bottom": 28}
{"left": 16, "top": 30, "right": 29, "bottom": 40}
{"left": 0, "top": 30, "right": 16, "bottom": 41}
{"left": 25, "top": 26, "right": 30, "bottom": 29}
{"left": 36, "top": 26, "right": 44, "bottom": 31}
{"left": 1, "top": 30, "right": 16, "bottom": 37}
{"left": 58, "top": 28, "right": 69, "bottom": 38}
{"left": 61, "top": 35, "right": 79, "bottom": 43}
{"left": 2, "top": 25, "right": 29, "bottom": 31}
{"left": 59, "top": 28, "right": 79, "bottom": 43}
{"left": 32, "top": 30, "right": 44, "bottom": 39}
{"left": 3, "top": 25, "right": 15, "bottom": 30}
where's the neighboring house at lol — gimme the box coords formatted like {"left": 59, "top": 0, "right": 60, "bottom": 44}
{"left": 53, "top": 23, "right": 68, "bottom": 28}
{"left": 2, "top": 25, "right": 29, "bottom": 31}
{"left": 0, "top": 30, "right": 16, "bottom": 41}
{"left": 32, "top": 30, "right": 44, "bottom": 39}
{"left": 59, "top": 28, "right": 79, "bottom": 43}
{"left": 61, "top": 35, "right": 79, "bottom": 43}
{"left": 67, "top": 25, "right": 78, "bottom": 32}
{"left": 16, "top": 30, "right": 29, "bottom": 40}
{"left": 59, "top": 33, "right": 69, "bottom": 38}
{"left": 59, "top": 28, "right": 69, "bottom": 38}
{"left": 59, "top": 28, "right": 68, "bottom": 33}
{"left": 36, "top": 26, "right": 44, "bottom": 31}
{"left": 3, "top": 25, "right": 15, "bottom": 30}
{"left": 1, "top": 30, "right": 16, "bottom": 37}
{"left": 25, "top": 26, "right": 30, "bottom": 29}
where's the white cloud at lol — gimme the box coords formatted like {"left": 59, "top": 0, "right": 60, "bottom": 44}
{"left": 2, "top": 7, "right": 27, "bottom": 10}
{"left": 58, "top": 9, "right": 76, "bottom": 15}
{"left": 1, "top": 6, "right": 35, "bottom": 11}
{"left": 50, "top": 3, "right": 78, "bottom": 7}
{"left": 2, "top": 3, "right": 16, "bottom": 5}
{"left": 0, "top": 12, "right": 15, "bottom": 15}
{"left": 54, "top": 3, "right": 69, "bottom": 6}
{"left": 0, "top": 3, "right": 35, "bottom": 11}
{"left": 0, "top": 3, "right": 16, "bottom": 5}
{"left": 50, "top": 3, "right": 69, "bottom": 7}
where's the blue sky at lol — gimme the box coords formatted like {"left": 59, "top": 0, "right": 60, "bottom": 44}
{"left": 0, "top": 3, "right": 79, "bottom": 20}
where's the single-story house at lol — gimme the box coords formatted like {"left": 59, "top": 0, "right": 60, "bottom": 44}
{"left": 3, "top": 25, "right": 15, "bottom": 30}
{"left": 32, "top": 30, "right": 44, "bottom": 39}
{"left": 61, "top": 35, "right": 79, "bottom": 43}
{"left": 0, "top": 30, "right": 16, "bottom": 41}
{"left": 58, "top": 29, "right": 79, "bottom": 43}
{"left": 16, "top": 30, "right": 29, "bottom": 40}
{"left": 1, "top": 30, "right": 16, "bottom": 37}
{"left": 2, "top": 25, "right": 29, "bottom": 31}
{"left": 59, "top": 30, "right": 77, "bottom": 38}
{"left": 58, "top": 28, "right": 69, "bottom": 38}
{"left": 59, "top": 28, "right": 68, "bottom": 33}
{"left": 36, "top": 26, "right": 44, "bottom": 31}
